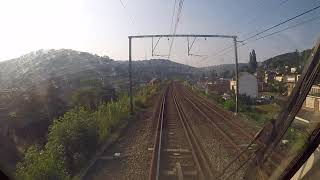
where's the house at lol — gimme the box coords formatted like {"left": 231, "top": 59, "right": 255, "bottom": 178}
{"left": 310, "top": 84, "right": 320, "bottom": 95}
{"left": 258, "top": 82, "right": 271, "bottom": 92}
{"left": 291, "top": 67, "right": 297, "bottom": 73}
{"left": 286, "top": 74, "right": 301, "bottom": 96}
{"left": 230, "top": 72, "right": 258, "bottom": 98}
{"left": 284, "top": 74, "right": 299, "bottom": 83}
{"left": 264, "top": 71, "right": 276, "bottom": 83}
{"left": 303, "top": 95, "right": 320, "bottom": 112}
{"left": 274, "top": 74, "right": 284, "bottom": 82}
{"left": 255, "top": 70, "right": 265, "bottom": 82}
{"left": 206, "top": 78, "right": 230, "bottom": 95}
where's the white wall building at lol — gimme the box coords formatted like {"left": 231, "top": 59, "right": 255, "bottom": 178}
{"left": 230, "top": 72, "right": 258, "bottom": 98}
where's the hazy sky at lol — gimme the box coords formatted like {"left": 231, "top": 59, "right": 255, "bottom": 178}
{"left": 0, "top": 0, "right": 320, "bottom": 67}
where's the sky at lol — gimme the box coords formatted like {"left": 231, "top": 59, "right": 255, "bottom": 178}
{"left": 0, "top": 0, "right": 320, "bottom": 67}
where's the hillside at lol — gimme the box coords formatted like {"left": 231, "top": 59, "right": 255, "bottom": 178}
{"left": 0, "top": 49, "right": 200, "bottom": 175}
{"left": 262, "top": 49, "right": 312, "bottom": 69}
{"left": 199, "top": 63, "right": 248, "bottom": 77}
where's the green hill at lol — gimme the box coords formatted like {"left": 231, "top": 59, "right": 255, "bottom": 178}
{"left": 262, "top": 49, "right": 312, "bottom": 69}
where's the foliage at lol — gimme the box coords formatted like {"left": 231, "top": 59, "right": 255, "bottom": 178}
{"left": 210, "top": 69, "right": 217, "bottom": 81}
{"left": 249, "top": 49, "right": 258, "bottom": 73}
{"left": 270, "top": 81, "right": 286, "bottom": 94}
{"left": 16, "top": 145, "right": 70, "bottom": 180}
{"left": 95, "top": 94, "right": 129, "bottom": 141}
{"left": 263, "top": 49, "right": 311, "bottom": 70}
{"left": 16, "top": 84, "right": 158, "bottom": 179}
{"left": 134, "top": 84, "right": 160, "bottom": 109}
{"left": 46, "top": 108, "right": 100, "bottom": 172}
{"left": 71, "top": 88, "right": 101, "bottom": 110}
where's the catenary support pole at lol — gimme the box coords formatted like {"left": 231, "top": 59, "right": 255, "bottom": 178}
{"left": 129, "top": 37, "right": 133, "bottom": 115}
{"left": 234, "top": 37, "right": 239, "bottom": 114}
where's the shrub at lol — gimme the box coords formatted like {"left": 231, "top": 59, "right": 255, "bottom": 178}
{"left": 16, "top": 85, "right": 156, "bottom": 179}
{"left": 16, "top": 145, "right": 70, "bottom": 180}
{"left": 46, "top": 107, "right": 99, "bottom": 172}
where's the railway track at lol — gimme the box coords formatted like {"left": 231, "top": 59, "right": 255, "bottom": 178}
{"left": 176, "top": 84, "right": 254, "bottom": 155}
{"left": 176, "top": 83, "right": 283, "bottom": 178}
{"left": 149, "top": 86, "right": 215, "bottom": 180}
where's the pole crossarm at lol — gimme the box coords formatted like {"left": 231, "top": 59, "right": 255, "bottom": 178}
{"left": 129, "top": 34, "right": 236, "bottom": 39}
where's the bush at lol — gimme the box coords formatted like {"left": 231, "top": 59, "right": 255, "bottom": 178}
{"left": 95, "top": 94, "right": 129, "bottom": 141}
{"left": 46, "top": 108, "right": 99, "bottom": 172}
{"left": 223, "top": 99, "right": 236, "bottom": 111}
{"left": 16, "top": 85, "right": 156, "bottom": 179}
{"left": 134, "top": 84, "right": 159, "bottom": 108}
{"left": 16, "top": 145, "right": 70, "bottom": 180}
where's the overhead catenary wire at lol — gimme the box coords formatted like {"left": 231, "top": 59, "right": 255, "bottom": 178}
{"left": 242, "top": 4, "right": 320, "bottom": 42}
{"left": 256, "top": 14, "right": 320, "bottom": 40}
{"left": 169, "top": 0, "right": 177, "bottom": 34}
{"left": 168, "top": 0, "right": 185, "bottom": 59}
{"left": 235, "top": 0, "right": 291, "bottom": 39}
{"left": 205, "top": 5, "right": 320, "bottom": 62}
{"left": 118, "top": 0, "right": 135, "bottom": 25}
{"left": 207, "top": 0, "right": 294, "bottom": 62}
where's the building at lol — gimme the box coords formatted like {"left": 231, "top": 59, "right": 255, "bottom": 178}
{"left": 258, "top": 82, "right": 271, "bottom": 92}
{"left": 284, "top": 74, "right": 299, "bottom": 83}
{"left": 274, "top": 74, "right": 284, "bottom": 82}
{"left": 264, "top": 71, "right": 276, "bottom": 83}
{"left": 303, "top": 95, "right": 320, "bottom": 112}
{"left": 230, "top": 72, "right": 258, "bottom": 98}
{"left": 206, "top": 78, "right": 230, "bottom": 94}
{"left": 286, "top": 74, "right": 301, "bottom": 96}
{"left": 297, "top": 85, "right": 320, "bottom": 112}
{"left": 310, "top": 84, "right": 320, "bottom": 95}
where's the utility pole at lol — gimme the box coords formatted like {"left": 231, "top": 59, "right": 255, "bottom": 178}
{"left": 233, "top": 37, "right": 239, "bottom": 114}
{"left": 129, "top": 37, "right": 133, "bottom": 115}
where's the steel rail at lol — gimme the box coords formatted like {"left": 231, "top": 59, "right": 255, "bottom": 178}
{"left": 175, "top": 85, "right": 245, "bottom": 155}
{"left": 148, "top": 88, "right": 167, "bottom": 180}
{"left": 149, "top": 85, "right": 215, "bottom": 180}
{"left": 178, "top": 84, "right": 283, "bottom": 176}
{"left": 172, "top": 86, "right": 215, "bottom": 179}
{"left": 180, "top": 85, "right": 283, "bottom": 162}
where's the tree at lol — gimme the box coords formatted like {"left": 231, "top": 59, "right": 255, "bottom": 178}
{"left": 249, "top": 49, "right": 258, "bottom": 73}
{"left": 210, "top": 69, "right": 217, "bottom": 81}
{"left": 222, "top": 70, "right": 230, "bottom": 78}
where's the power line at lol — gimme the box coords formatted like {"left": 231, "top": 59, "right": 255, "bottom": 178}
{"left": 256, "top": 14, "right": 320, "bottom": 40}
{"left": 169, "top": 0, "right": 177, "bottom": 33}
{"left": 242, "top": 4, "right": 320, "bottom": 42}
{"left": 236, "top": 0, "right": 291, "bottom": 39}
{"left": 206, "top": 5, "right": 320, "bottom": 62}
{"left": 168, "top": 0, "right": 185, "bottom": 59}
{"left": 208, "top": 0, "right": 293, "bottom": 60}
{"left": 280, "top": 0, "right": 291, "bottom": 6}
{"left": 211, "top": 15, "right": 320, "bottom": 65}
{"left": 118, "top": 0, "right": 135, "bottom": 25}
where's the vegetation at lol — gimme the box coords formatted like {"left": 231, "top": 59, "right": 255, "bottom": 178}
{"left": 183, "top": 82, "right": 276, "bottom": 125}
{"left": 249, "top": 49, "right": 258, "bottom": 73}
{"left": 16, "top": 84, "right": 159, "bottom": 180}
{"left": 263, "top": 49, "right": 311, "bottom": 71}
